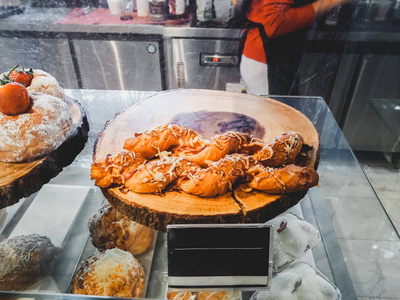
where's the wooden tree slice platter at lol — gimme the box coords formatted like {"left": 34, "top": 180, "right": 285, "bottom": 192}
{"left": 0, "top": 96, "right": 89, "bottom": 209}
{"left": 94, "top": 89, "right": 320, "bottom": 231}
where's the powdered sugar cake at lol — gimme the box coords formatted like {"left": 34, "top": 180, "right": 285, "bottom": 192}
{"left": 94, "top": 89, "right": 320, "bottom": 231}
{"left": 0, "top": 93, "right": 73, "bottom": 163}
{"left": 0, "top": 96, "right": 88, "bottom": 208}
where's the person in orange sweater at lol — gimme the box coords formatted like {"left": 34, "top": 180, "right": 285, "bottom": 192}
{"left": 240, "top": 0, "right": 351, "bottom": 95}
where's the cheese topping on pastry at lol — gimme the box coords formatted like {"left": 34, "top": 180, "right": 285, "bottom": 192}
{"left": 72, "top": 248, "right": 145, "bottom": 298}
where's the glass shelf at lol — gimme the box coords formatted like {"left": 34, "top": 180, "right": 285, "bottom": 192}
{"left": 0, "top": 90, "right": 398, "bottom": 299}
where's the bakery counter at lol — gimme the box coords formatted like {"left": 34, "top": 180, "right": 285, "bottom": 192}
{"left": 1, "top": 6, "right": 400, "bottom": 41}
{"left": 0, "top": 6, "right": 240, "bottom": 38}
{"left": 0, "top": 90, "right": 399, "bottom": 299}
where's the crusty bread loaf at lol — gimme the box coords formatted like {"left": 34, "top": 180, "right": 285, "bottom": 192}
{"left": 0, "top": 92, "right": 73, "bottom": 162}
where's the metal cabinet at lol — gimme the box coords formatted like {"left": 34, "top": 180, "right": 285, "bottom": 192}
{"left": 71, "top": 33, "right": 164, "bottom": 91}
{"left": 164, "top": 37, "right": 241, "bottom": 90}
{"left": 0, "top": 31, "right": 78, "bottom": 89}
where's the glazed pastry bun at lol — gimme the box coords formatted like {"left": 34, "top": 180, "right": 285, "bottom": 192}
{"left": 72, "top": 248, "right": 145, "bottom": 297}
{"left": 88, "top": 204, "right": 153, "bottom": 256}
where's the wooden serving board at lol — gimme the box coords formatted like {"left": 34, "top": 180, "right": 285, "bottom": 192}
{"left": 0, "top": 97, "right": 89, "bottom": 209}
{"left": 94, "top": 89, "right": 320, "bottom": 231}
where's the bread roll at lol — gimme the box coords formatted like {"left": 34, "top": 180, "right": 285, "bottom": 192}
{"left": 0, "top": 234, "right": 61, "bottom": 290}
{"left": 72, "top": 248, "right": 145, "bottom": 297}
{"left": 89, "top": 204, "right": 153, "bottom": 255}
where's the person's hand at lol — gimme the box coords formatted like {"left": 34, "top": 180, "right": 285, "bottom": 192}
{"left": 312, "top": 0, "right": 352, "bottom": 16}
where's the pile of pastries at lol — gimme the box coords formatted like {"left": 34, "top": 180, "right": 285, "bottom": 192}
{"left": 91, "top": 124, "right": 319, "bottom": 197}
{"left": 71, "top": 204, "right": 153, "bottom": 298}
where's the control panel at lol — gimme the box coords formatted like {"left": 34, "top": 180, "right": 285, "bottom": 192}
{"left": 200, "top": 53, "right": 239, "bottom": 67}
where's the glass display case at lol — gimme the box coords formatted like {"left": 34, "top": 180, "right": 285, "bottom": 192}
{"left": 0, "top": 90, "right": 398, "bottom": 299}
{"left": 0, "top": 0, "right": 399, "bottom": 299}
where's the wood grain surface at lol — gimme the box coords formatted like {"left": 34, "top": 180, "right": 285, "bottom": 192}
{"left": 94, "top": 89, "right": 320, "bottom": 231}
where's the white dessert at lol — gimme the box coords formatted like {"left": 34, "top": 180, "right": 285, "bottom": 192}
{"left": 267, "top": 212, "right": 320, "bottom": 271}
{"left": 251, "top": 262, "right": 341, "bottom": 300}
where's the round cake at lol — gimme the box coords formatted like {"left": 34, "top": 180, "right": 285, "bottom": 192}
{"left": 0, "top": 92, "right": 73, "bottom": 162}
{"left": 88, "top": 204, "right": 153, "bottom": 255}
{"left": 72, "top": 248, "right": 145, "bottom": 297}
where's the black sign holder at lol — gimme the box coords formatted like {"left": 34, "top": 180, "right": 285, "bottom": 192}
{"left": 167, "top": 223, "right": 273, "bottom": 291}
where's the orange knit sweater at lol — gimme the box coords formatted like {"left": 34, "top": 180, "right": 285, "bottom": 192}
{"left": 242, "top": 0, "right": 316, "bottom": 64}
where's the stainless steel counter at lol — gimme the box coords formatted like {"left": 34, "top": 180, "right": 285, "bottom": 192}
{"left": 2, "top": 6, "right": 400, "bottom": 42}
{"left": 0, "top": 90, "right": 398, "bottom": 299}
{"left": 0, "top": 7, "right": 241, "bottom": 38}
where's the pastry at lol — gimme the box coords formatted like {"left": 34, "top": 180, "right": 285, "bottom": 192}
{"left": 244, "top": 163, "right": 319, "bottom": 194}
{"left": 167, "top": 292, "right": 196, "bottom": 300}
{"left": 176, "top": 131, "right": 250, "bottom": 167}
{"left": 0, "top": 234, "right": 61, "bottom": 291}
{"left": 90, "top": 150, "right": 147, "bottom": 188}
{"left": 167, "top": 291, "right": 242, "bottom": 300}
{"left": 71, "top": 248, "right": 145, "bottom": 297}
{"left": 1, "top": 65, "right": 64, "bottom": 100}
{"left": 179, "top": 154, "right": 251, "bottom": 197}
{"left": 267, "top": 212, "right": 320, "bottom": 271}
{"left": 249, "top": 131, "right": 304, "bottom": 167}
{"left": 123, "top": 124, "right": 303, "bottom": 167}
{"left": 197, "top": 291, "right": 242, "bottom": 300}
{"left": 250, "top": 262, "right": 341, "bottom": 300}
{"left": 124, "top": 124, "right": 205, "bottom": 160}
{"left": 91, "top": 125, "right": 318, "bottom": 197}
{"left": 0, "top": 92, "right": 73, "bottom": 162}
{"left": 88, "top": 204, "right": 153, "bottom": 255}
{"left": 125, "top": 156, "right": 200, "bottom": 194}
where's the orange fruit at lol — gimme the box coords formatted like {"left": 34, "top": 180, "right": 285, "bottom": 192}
{"left": 0, "top": 82, "right": 30, "bottom": 115}
{"left": 9, "top": 70, "right": 33, "bottom": 87}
